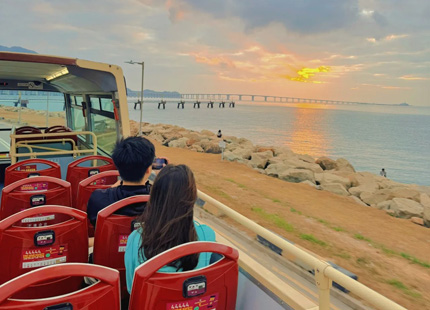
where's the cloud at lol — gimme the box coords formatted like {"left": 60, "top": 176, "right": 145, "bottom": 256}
{"left": 284, "top": 66, "right": 331, "bottom": 83}
{"left": 149, "top": 0, "right": 361, "bottom": 34}
{"left": 399, "top": 75, "right": 430, "bottom": 81}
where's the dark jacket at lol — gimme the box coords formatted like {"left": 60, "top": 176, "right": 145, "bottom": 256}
{"left": 87, "top": 182, "right": 151, "bottom": 227}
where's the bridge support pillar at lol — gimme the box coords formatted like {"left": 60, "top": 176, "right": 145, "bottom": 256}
{"left": 177, "top": 101, "right": 185, "bottom": 109}
{"left": 158, "top": 100, "right": 166, "bottom": 109}
{"left": 194, "top": 101, "right": 201, "bottom": 108}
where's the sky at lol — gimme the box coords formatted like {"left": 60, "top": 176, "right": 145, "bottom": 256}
{"left": 1, "top": 0, "right": 429, "bottom": 106}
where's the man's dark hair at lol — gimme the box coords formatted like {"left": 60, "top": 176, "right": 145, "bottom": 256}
{"left": 111, "top": 136, "right": 155, "bottom": 182}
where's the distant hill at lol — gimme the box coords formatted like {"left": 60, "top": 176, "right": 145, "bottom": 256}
{"left": 127, "top": 88, "right": 181, "bottom": 98}
{"left": 399, "top": 102, "right": 409, "bottom": 106}
{"left": 0, "top": 45, "right": 37, "bottom": 54}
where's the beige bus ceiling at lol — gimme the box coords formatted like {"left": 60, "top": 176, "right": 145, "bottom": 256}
{"left": 0, "top": 52, "right": 119, "bottom": 94}
{"left": 0, "top": 51, "right": 131, "bottom": 137}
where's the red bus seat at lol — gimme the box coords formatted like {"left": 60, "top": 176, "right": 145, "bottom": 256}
{"left": 129, "top": 242, "right": 239, "bottom": 310}
{"left": 0, "top": 206, "right": 88, "bottom": 288}
{"left": 0, "top": 263, "right": 120, "bottom": 310}
{"left": 0, "top": 176, "right": 72, "bottom": 220}
{"left": 5, "top": 159, "right": 61, "bottom": 187}
{"left": 93, "top": 195, "right": 150, "bottom": 299}
{"left": 14, "top": 126, "right": 42, "bottom": 143}
{"left": 66, "top": 155, "right": 116, "bottom": 208}
{"left": 76, "top": 170, "right": 120, "bottom": 237}
{"left": 44, "top": 125, "right": 78, "bottom": 144}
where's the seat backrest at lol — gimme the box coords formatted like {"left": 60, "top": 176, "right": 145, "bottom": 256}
{"left": 66, "top": 155, "right": 116, "bottom": 208}
{"left": 44, "top": 125, "right": 78, "bottom": 144}
{"left": 129, "top": 242, "right": 239, "bottom": 310}
{"left": 0, "top": 176, "right": 72, "bottom": 220}
{"left": 4, "top": 159, "right": 61, "bottom": 187}
{"left": 0, "top": 206, "right": 88, "bottom": 286}
{"left": 93, "top": 195, "right": 150, "bottom": 298}
{"left": 14, "top": 126, "right": 42, "bottom": 143}
{"left": 75, "top": 170, "right": 120, "bottom": 213}
{"left": 0, "top": 263, "right": 120, "bottom": 310}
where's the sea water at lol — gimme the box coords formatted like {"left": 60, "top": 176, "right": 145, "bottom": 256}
{"left": 128, "top": 100, "right": 430, "bottom": 186}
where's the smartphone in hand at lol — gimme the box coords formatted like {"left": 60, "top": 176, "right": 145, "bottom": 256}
{"left": 152, "top": 157, "right": 168, "bottom": 170}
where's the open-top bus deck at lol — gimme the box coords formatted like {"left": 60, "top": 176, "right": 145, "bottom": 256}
{"left": 0, "top": 52, "right": 407, "bottom": 310}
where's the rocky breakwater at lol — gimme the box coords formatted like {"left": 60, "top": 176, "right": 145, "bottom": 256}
{"left": 133, "top": 122, "right": 430, "bottom": 227}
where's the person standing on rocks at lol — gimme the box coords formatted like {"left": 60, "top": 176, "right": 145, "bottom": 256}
{"left": 380, "top": 168, "right": 387, "bottom": 177}
{"left": 217, "top": 129, "right": 222, "bottom": 138}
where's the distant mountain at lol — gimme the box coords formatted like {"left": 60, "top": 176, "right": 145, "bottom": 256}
{"left": 0, "top": 45, "right": 37, "bottom": 54}
{"left": 126, "top": 88, "right": 181, "bottom": 98}
{"left": 399, "top": 102, "right": 409, "bottom": 106}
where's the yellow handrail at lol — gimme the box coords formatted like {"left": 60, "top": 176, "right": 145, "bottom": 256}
{"left": 9, "top": 131, "right": 98, "bottom": 164}
{"left": 197, "top": 190, "right": 407, "bottom": 310}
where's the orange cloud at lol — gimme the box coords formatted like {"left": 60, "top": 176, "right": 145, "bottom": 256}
{"left": 399, "top": 75, "right": 429, "bottom": 81}
{"left": 284, "top": 66, "right": 331, "bottom": 83}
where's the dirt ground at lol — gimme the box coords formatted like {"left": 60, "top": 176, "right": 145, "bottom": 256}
{"left": 153, "top": 139, "right": 430, "bottom": 309}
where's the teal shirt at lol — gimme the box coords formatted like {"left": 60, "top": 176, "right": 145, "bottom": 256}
{"left": 124, "top": 221, "right": 216, "bottom": 293}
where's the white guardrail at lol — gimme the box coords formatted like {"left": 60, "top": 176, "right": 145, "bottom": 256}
{"left": 197, "top": 190, "right": 407, "bottom": 310}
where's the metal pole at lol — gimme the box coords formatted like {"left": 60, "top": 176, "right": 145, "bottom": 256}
{"left": 46, "top": 92, "right": 50, "bottom": 127}
{"left": 139, "top": 61, "right": 144, "bottom": 136}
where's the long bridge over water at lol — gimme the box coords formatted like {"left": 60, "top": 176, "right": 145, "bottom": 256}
{"left": 179, "top": 93, "right": 378, "bottom": 105}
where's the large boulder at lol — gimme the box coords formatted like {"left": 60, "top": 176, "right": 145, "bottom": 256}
{"left": 316, "top": 156, "right": 337, "bottom": 170}
{"left": 421, "top": 194, "right": 430, "bottom": 227}
{"left": 320, "top": 183, "right": 349, "bottom": 196}
{"left": 376, "top": 200, "right": 392, "bottom": 210}
{"left": 249, "top": 151, "right": 273, "bottom": 169}
{"left": 203, "top": 142, "right": 222, "bottom": 154}
{"left": 297, "top": 154, "right": 315, "bottom": 164}
{"left": 265, "top": 163, "right": 289, "bottom": 178}
{"left": 319, "top": 172, "right": 351, "bottom": 189}
{"left": 349, "top": 195, "right": 369, "bottom": 206}
{"left": 360, "top": 189, "right": 391, "bottom": 206}
{"left": 335, "top": 158, "right": 355, "bottom": 173}
{"left": 168, "top": 137, "right": 188, "bottom": 148}
{"left": 388, "top": 187, "right": 421, "bottom": 202}
{"left": 231, "top": 147, "right": 253, "bottom": 160}
{"left": 273, "top": 146, "right": 295, "bottom": 157}
{"left": 349, "top": 172, "right": 379, "bottom": 187}
{"left": 348, "top": 183, "right": 379, "bottom": 197}
{"left": 279, "top": 169, "right": 315, "bottom": 183}
{"left": 200, "top": 129, "right": 216, "bottom": 137}
{"left": 285, "top": 158, "right": 323, "bottom": 173}
{"left": 390, "top": 198, "right": 424, "bottom": 219}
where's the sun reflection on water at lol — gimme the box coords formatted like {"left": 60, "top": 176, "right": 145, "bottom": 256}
{"left": 286, "top": 107, "right": 330, "bottom": 157}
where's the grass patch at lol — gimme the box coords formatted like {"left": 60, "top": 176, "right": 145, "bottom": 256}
{"left": 333, "top": 252, "right": 351, "bottom": 259}
{"left": 317, "top": 219, "right": 328, "bottom": 225}
{"left": 352, "top": 233, "right": 430, "bottom": 269}
{"left": 272, "top": 198, "right": 281, "bottom": 203}
{"left": 356, "top": 257, "right": 370, "bottom": 265}
{"left": 225, "top": 178, "right": 247, "bottom": 189}
{"left": 354, "top": 234, "right": 372, "bottom": 242}
{"left": 206, "top": 186, "right": 232, "bottom": 200}
{"left": 400, "top": 253, "right": 430, "bottom": 268}
{"left": 251, "top": 207, "right": 295, "bottom": 232}
{"left": 299, "top": 234, "right": 327, "bottom": 247}
{"left": 332, "top": 226, "right": 345, "bottom": 232}
{"left": 290, "top": 208, "right": 302, "bottom": 215}
{"left": 387, "top": 279, "right": 422, "bottom": 298}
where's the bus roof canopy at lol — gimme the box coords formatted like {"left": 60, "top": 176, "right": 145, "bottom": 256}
{"left": 0, "top": 52, "right": 118, "bottom": 94}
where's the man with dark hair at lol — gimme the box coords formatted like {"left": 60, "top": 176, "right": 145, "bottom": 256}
{"left": 87, "top": 136, "right": 155, "bottom": 227}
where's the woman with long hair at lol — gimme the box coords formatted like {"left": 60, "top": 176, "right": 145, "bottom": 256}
{"left": 124, "top": 164, "right": 216, "bottom": 293}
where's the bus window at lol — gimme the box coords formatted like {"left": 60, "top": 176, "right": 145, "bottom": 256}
{"left": 70, "top": 95, "right": 86, "bottom": 131}
{"left": 90, "top": 97, "right": 117, "bottom": 153}
{"left": 0, "top": 90, "right": 65, "bottom": 129}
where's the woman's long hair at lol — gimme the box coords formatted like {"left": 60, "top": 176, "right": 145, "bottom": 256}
{"left": 138, "top": 164, "right": 198, "bottom": 271}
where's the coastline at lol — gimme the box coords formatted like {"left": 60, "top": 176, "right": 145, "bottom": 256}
{"left": 137, "top": 120, "right": 430, "bottom": 309}
{"left": 131, "top": 120, "right": 430, "bottom": 226}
